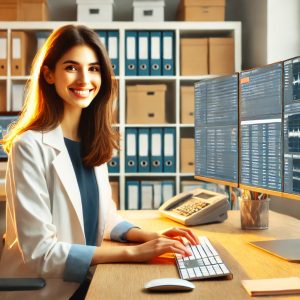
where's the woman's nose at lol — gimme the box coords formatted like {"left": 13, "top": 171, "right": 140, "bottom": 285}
{"left": 77, "top": 69, "right": 89, "bottom": 84}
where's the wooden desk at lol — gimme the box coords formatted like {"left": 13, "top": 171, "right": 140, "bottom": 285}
{"left": 86, "top": 210, "right": 300, "bottom": 300}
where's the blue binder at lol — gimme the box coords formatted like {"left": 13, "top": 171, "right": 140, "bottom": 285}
{"left": 162, "top": 181, "right": 175, "bottom": 203}
{"left": 108, "top": 31, "right": 119, "bottom": 75}
{"left": 138, "top": 128, "right": 150, "bottom": 172}
{"left": 150, "top": 31, "right": 161, "bottom": 76}
{"left": 125, "top": 128, "right": 138, "bottom": 173}
{"left": 96, "top": 30, "right": 107, "bottom": 49}
{"left": 125, "top": 181, "right": 140, "bottom": 210}
{"left": 140, "top": 181, "right": 153, "bottom": 209}
{"left": 107, "top": 149, "right": 119, "bottom": 173}
{"left": 125, "top": 31, "right": 138, "bottom": 76}
{"left": 138, "top": 31, "right": 150, "bottom": 76}
{"left": 163, "top": 127, "right": 176, "bottom": 172}
{"left": 162, "top": 31, "right": 175, "bottom": 76}
{"left": 150, "top": 127, "right": 163, "bottom": 172}
{"left": 35, "top": 31, "right": 50, "bottom": 50}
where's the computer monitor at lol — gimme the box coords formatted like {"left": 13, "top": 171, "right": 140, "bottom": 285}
{"left": 0, "top": 113, "right": 19, "bottom": 161}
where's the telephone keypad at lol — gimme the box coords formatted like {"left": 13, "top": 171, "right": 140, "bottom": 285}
{"left": 172, "top": 198, "right": 210, "bottom": 216}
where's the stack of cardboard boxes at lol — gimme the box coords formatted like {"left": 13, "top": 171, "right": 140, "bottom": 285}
{"left": 0, "top": 0, "right": 48, "bottom": 21}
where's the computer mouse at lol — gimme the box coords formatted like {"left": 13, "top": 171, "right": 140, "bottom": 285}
{"left": 144, "top": 278, "right": 195, "bottom": 292}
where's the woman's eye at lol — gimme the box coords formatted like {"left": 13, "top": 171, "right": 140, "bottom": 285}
{"left": 89, "top": 66, "right": 100, "bottom": 72}
{"left": 65, "top": 65, "right": 77, "bottom": 71}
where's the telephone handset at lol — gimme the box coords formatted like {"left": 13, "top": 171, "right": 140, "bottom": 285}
{"left": 159, "top": 188, "right": 229, "bottom": 226}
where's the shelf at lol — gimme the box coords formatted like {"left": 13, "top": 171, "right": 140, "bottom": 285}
{"left": 0, "top": 21, "right": 242, "bottom": 209}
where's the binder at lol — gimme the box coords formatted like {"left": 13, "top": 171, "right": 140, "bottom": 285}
{"left": 138, "top": 128, "right": 150, "bottom": 172}
{"left": 163, "top": 127, "right": 176, "bottom": 172}
{"left": 125, "top": 181, "right": 140, "bottom": 210}
{"left": 150, "top": 127, "right": 163, "bottom": 172}
{"left": 140, "top": 181, "right": 153, "bottom": 209}
{"left": 108, "top": 31, "right": 119, "bottom": 76}
{"left": 96, "top": 30, "right": 107, "bottom": 49}
{"left": 35, "top": 31, "right": 50, "bottom": 51}
{"left": 162, "top": 31, "right": 175, "bottom": 76}
{"left": 150, "top": 31, "right": 161, "bottom": 76}
{"left": 108, "top": 148, "right": 119, "bottom": 173}
{"left": 152, "top": 181, "right": 162, "bottom": 209}
{"left": 0, "top": 32, "right": 7, "bottom": 76}
{"left": 162, "top": 181, "right": 175, "bottom": 203}
{"left": 125, "top": 128, "right": 138, "bottom": 172}
{"left": 125, "top": 31, "right": 138, "bottom": 76}
{"left": 12, "top": 83, "right": 25, "bottom": 111}
{"left": 137, "top": 31, "right": 150, "bottom": 76}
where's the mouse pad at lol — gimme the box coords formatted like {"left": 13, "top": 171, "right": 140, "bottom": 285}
{"left": 249, "top": 239, "right": 300, "bottom": 262}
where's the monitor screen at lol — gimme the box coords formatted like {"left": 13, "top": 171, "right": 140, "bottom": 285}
{"left": 0, "top": 113, "right": 19, "bottom": 160}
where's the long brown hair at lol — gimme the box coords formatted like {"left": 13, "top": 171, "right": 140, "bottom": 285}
{"left": 1, "top": 24, "right": 119, "bottom": 167}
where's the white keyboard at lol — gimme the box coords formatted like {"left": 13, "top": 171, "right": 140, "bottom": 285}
{"left": 175, "top": 236, "right": 233, "bottom": 280}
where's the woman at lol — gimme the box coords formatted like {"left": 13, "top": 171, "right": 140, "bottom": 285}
{"left": 0, "top": 25, "right": 199, "bottom": 299}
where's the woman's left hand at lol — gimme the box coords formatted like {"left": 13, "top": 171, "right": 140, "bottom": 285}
{"left": 160, "top": 227, "right": 200, "bottom": 245}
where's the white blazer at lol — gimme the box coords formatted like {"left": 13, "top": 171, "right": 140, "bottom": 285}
{"left": 0, "top": 126, "right": 125, "bottom": 300}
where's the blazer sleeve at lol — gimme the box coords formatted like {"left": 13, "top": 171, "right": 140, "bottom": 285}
{"left": 6, "top": 133, "right": 74, "bottom": 279}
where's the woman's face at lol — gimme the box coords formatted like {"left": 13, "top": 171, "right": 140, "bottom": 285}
{"left": 45, "top": 44, "right": 102, "bottom": 112}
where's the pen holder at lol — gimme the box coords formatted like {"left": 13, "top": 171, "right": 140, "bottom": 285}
{"left": 240, "top": 198, "right": 270, "bottom": 230}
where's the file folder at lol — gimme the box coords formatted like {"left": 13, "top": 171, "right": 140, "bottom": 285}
{"left": 125, "top": 128, "right": 138, "bottom": 172}
{"left": 96, "top": 31, "right": 107, "bottom": 49}
{"left": 162, "top": 181, "right": 175, "bottom": 203}
{"left": 11, "top": 31, "right": 32, "bottom": 76}
{"left": 150, "top": 127, "right": 163, "bottom": 172}
{"left": 108, "top": 31, "right": 119, "bottom": 76}
{"left": 108, "top": 148, "right": 119, "bottom": 173}
{"left": 150, "top": 31, "right": 161, "bottom": 76}
{"left": 162, "top": 31, "right": 175, "bottom": 76}
{"left": 163, "top": 128, "right": 176, "bottom": 172}
{"left": 140, "top": 181, "right": 153, "bottom": 209}
{"left": 152, "top": 181, "right": 162, "bottom": 209}
{"left": 138, "top": 128, "right": 150, "bottom": 172}
{"left": 137, "top": 31, "right": 150, "bottom": 76}
{"left": 12, "top": 83, "right": 25, "bottom": 111}
{"left": 35, "top": 31, "right": 50, "bottom": 51}
{"left": 125, "top": 31, "right": 138, "bottom": 76}
{"left": 125, "top": 181, "right": 140, "bottom": 210}
{"left": 0, "top": 32, "right": 7, "bottom": 76}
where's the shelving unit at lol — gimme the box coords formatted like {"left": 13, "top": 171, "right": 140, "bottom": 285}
{"left": 0, "top": 21, "right": 242, "bottom": 208}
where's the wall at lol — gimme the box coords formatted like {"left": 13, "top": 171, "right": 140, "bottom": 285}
{"left": 227, "top": 0, "right": 300, "bottom": 69}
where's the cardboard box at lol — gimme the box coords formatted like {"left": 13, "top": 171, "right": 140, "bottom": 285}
{"left": 177, "top": 0, "right": 225, "bottom": 21}
{"left": 110, "top": 181, "right": 119, "bottom": 209}
{"left": 126, "top": 84, "right": 167, "bottom": 124}
{"left": 181, "top": 38, "right": 208, "bottom": 75}
{"left": 18, "top": 0, "right": 49, "bottom": 21}
{"left": 209, "top": 37, "right": 234, "bottom": 75}
{"left": 133, "top": 0, "right": 165, "bottom": 22}
{"left": 181, "top": 86, "right": 194, "bottom": 124}
{"left": 77, "top": 0, "right": 114, "bottom": 22}
{"left": 0, "top": 0, "right": 18, "bottom": 21}
{"left": 180, "top": 138, "right": 195, "bottom": 173}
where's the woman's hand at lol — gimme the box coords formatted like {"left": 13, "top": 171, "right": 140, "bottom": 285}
{"left": 126, "top": 237, "right": 192, "bottom": 262}
{"left": 160, "top": 227, "right": 200, "bottom": 245}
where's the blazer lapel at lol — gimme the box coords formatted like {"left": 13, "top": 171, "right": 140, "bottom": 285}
{"left": 42, "top": 126, "right": 85, "bottom": 239}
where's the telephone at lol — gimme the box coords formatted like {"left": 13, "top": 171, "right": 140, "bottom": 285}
{"left": 159, "top": 188, "right": 229, "bottom": 226}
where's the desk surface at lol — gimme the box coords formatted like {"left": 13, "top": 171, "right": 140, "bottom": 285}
{"left": 86, "top": 210, "right": 300, "bottom": 300}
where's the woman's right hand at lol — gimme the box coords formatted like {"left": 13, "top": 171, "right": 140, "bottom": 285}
{"left": 126, "top": 237, "right": 192, "bottom": 262}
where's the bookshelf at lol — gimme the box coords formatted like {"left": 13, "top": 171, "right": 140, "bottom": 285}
{"left": 0, "top": 21, "right": 242, "bottom": 208}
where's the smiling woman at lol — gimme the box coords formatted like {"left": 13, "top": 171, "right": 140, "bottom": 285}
{"left": 0, "top": 25, "right": 199, "bottom": 300}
